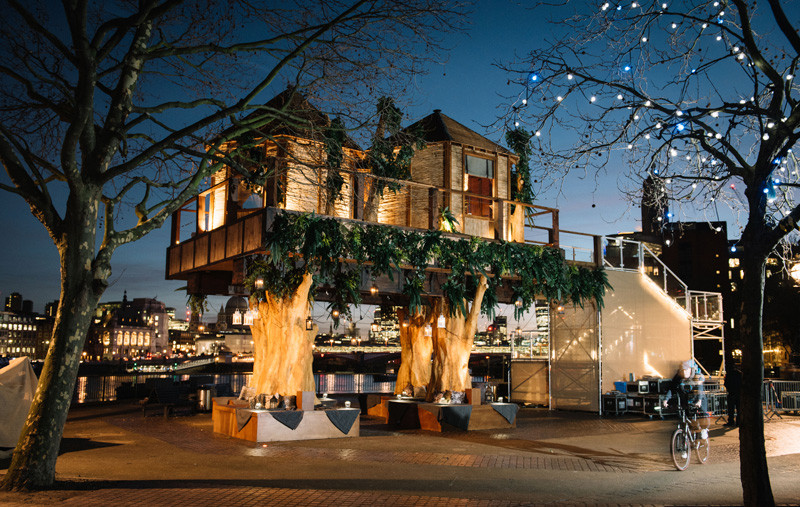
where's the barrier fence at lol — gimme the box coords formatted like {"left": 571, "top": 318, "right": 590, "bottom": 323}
{"left": 763, "top": 380, "right": 800, "bottom": 419}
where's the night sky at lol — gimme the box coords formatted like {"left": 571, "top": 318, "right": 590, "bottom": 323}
{"left": 0, "top": 2, "right": 739, "bottom": 320}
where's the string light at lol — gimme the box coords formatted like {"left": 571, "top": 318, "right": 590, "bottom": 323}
{"left": 644, "top": 100, "right": 651, "bottom": 107}
{"left": 617, "top": 94, "right": 623, "bottom": 100}
{"left": 590, "top": 96, "right": 597, "bottom": 102}
{"left": 557, "top": 95, "right": 563, "bottom": 101}
{"left": 710, "top": 111, "right": 719, "bottom": 118}
{"left": 567, "top": 74, "right": 574, "bottom": 80}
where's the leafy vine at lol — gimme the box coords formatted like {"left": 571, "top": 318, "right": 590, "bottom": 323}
{"left": 246, "top": 211, "right": 610, "bottom": 321}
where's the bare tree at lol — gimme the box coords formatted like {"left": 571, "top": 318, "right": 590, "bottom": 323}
{"left": 0, "top": 0, "right": 464, "bottom": 490}
{"left": 502, "top": 1, "right": 799, "bottom": 504}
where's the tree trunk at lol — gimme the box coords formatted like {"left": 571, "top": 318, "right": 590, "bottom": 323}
{"left": 2, "top": 202, "right": 103, "bottom": 490}
{"left": 427, "top": 276, "right": 487, "bottom": 399}
{"left": 738, "top": 237, "right": 775, "bottom": 506}
{"left": 249, "top": 273, "right": 315, "bottom": 397}
{"left": 394, "top": 308, "right": 433, "bottom": 397}
{"left": 508, "top": 204, "right": 525, "bottom": 243}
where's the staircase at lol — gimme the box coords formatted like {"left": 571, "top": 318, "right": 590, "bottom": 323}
{"left": 601, "top": 237, "right": 725, "bottom": 376}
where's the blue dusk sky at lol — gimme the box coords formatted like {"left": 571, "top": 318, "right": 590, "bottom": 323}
{"left": 0, "top": 2, "right": 747, "bottom": 319}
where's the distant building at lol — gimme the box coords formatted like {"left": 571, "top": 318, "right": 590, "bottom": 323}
{"left": 0, "top": 311, "right": 53, "bottom": 359}
{"left": 45, "top": 300, "right": 59, "bottom": 318}
{"left": 89, "top": 292, "right": 170, "bottom": 359}
{"left": 4, "top": 292, "right": 22, "bottom": 313}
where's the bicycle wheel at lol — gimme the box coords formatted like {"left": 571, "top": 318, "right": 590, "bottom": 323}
{"left": 696, "top": 436, "right": 710, "bottom": 464}
{"left": 671, "top": 428, "right": 691, "bottom": 471}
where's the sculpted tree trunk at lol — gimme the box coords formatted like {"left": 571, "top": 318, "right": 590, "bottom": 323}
{"left": 394, "top": 308, "right": 433, "bottom": 397}
{"left": 249, "top": 273, "right": 315, "bottom": 396}
{"left": 427, "top": 275, "right": 487, "bottom": 399}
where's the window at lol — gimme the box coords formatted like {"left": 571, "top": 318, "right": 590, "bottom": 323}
{"left": 729, "top": 258, "right": 740, "bottom": 268}
{"left": 465, "top": 155, "right": 494, "bottom": 218}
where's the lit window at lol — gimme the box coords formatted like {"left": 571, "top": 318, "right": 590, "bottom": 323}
{"left": 465, "top": 155, "right": 494, "bottom": 218}
{"left": 729, "top": 258, "right": 740, "bottom": 268}
{"left": 730, "top": 282, "right": 737, "bottom": 292}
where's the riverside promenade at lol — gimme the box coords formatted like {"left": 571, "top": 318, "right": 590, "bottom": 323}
{"left": 1, "top": 403, "right": 799, "bottom": 506}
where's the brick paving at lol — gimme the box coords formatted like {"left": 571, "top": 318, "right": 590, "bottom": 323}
{"left": 103, "top": 410, "right": 673, "bottom": 474}
{"left": 51, "top": 485, "right": 660, "bottom": 507}
{"left": 2, "top": 404, "right": 799, "bottom": 506}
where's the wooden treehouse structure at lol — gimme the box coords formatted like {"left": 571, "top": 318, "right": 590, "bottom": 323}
{"left": 165, "top": 91, "right": 723, "bottom": 421}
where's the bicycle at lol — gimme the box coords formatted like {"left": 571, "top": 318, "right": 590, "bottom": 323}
{"left": 669, "top": 399, "right": 710, "bottom": 471}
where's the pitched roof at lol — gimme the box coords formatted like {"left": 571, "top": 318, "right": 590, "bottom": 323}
{"left": 404, "top": 110, "right": 513, "bottom": 155}
{"left": 225, "top": 88, "right": 362, "bottom": 151}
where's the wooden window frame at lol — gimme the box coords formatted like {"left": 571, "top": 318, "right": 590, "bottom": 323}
{"left": 463, "top": 151, "right": 497, "bottom": 220}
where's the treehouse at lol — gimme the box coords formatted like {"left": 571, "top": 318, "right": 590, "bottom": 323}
{"left": 165, "top": 90, "right": 722, "bottom": 419}
{"left": 166, "top": 91, "right": 561, "bottom": 297}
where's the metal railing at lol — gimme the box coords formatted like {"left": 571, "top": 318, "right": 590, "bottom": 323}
{"left": 763, "top": 380, "right": 800, "bottom": 419}
{"left": 600, "top": 237, "right": 727, "bottom": 324}
{"left": 677, "top": 291, "right": 724, "bottom": 323}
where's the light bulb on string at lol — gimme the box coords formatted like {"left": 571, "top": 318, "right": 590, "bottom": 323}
{"left": 623, "top": 65, "right": 632, "bottom": 72}
{"left": 702, "top": 23, "right": 708, "bottom": 29}
{"left": 671, "top": 23, "right": 677, "bottom": 29}
{"left": 527, "top": 72, "right": 539, "bottom": 85}
{"left": 567, "top": 73, "right": 574, "bottom": 80}
{"left": 557, "top": 96, "right": 563, "bottom": 101}
{"left": 710, "top": 111, "right": 719, "bottom": 118}
{"left": 590, "top": 96, "right": 597, "bottom": 102}
{"left": 617, "top": 94, "right": 623, "bottom": 100}
{"left": 645, "top": 100, "right": 651, "bottom": 107}
{"left": 522, "top": 98, "right": 527, "bottom": 105}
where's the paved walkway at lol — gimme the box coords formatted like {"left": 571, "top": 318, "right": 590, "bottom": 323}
{"left": 2, "top": 403, "right": 800, "bottom": 506}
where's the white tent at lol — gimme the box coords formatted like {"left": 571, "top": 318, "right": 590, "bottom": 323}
{"left": 0, "top": 357, "right": 38, "bottom": 457}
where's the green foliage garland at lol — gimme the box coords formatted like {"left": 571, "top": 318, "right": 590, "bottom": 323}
{"left": 323, "top": 117, "right": 346, "bottom": 204}
{"left": 505, "top": 127, "right": 534, "bottom": 205}
{"left": 246, "top": 212, "right": 610, "bottom": 320}
{"left": 368, "top": 97, "right": 426, "bottom": 196}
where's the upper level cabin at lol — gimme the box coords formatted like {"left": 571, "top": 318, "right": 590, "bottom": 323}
{"left": 166, "top": 92, "right": 561, "bottom": 295}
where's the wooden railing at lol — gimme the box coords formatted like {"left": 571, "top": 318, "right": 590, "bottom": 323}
{"left": 166, "top": 172, "right": 564, "bottom": 278}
